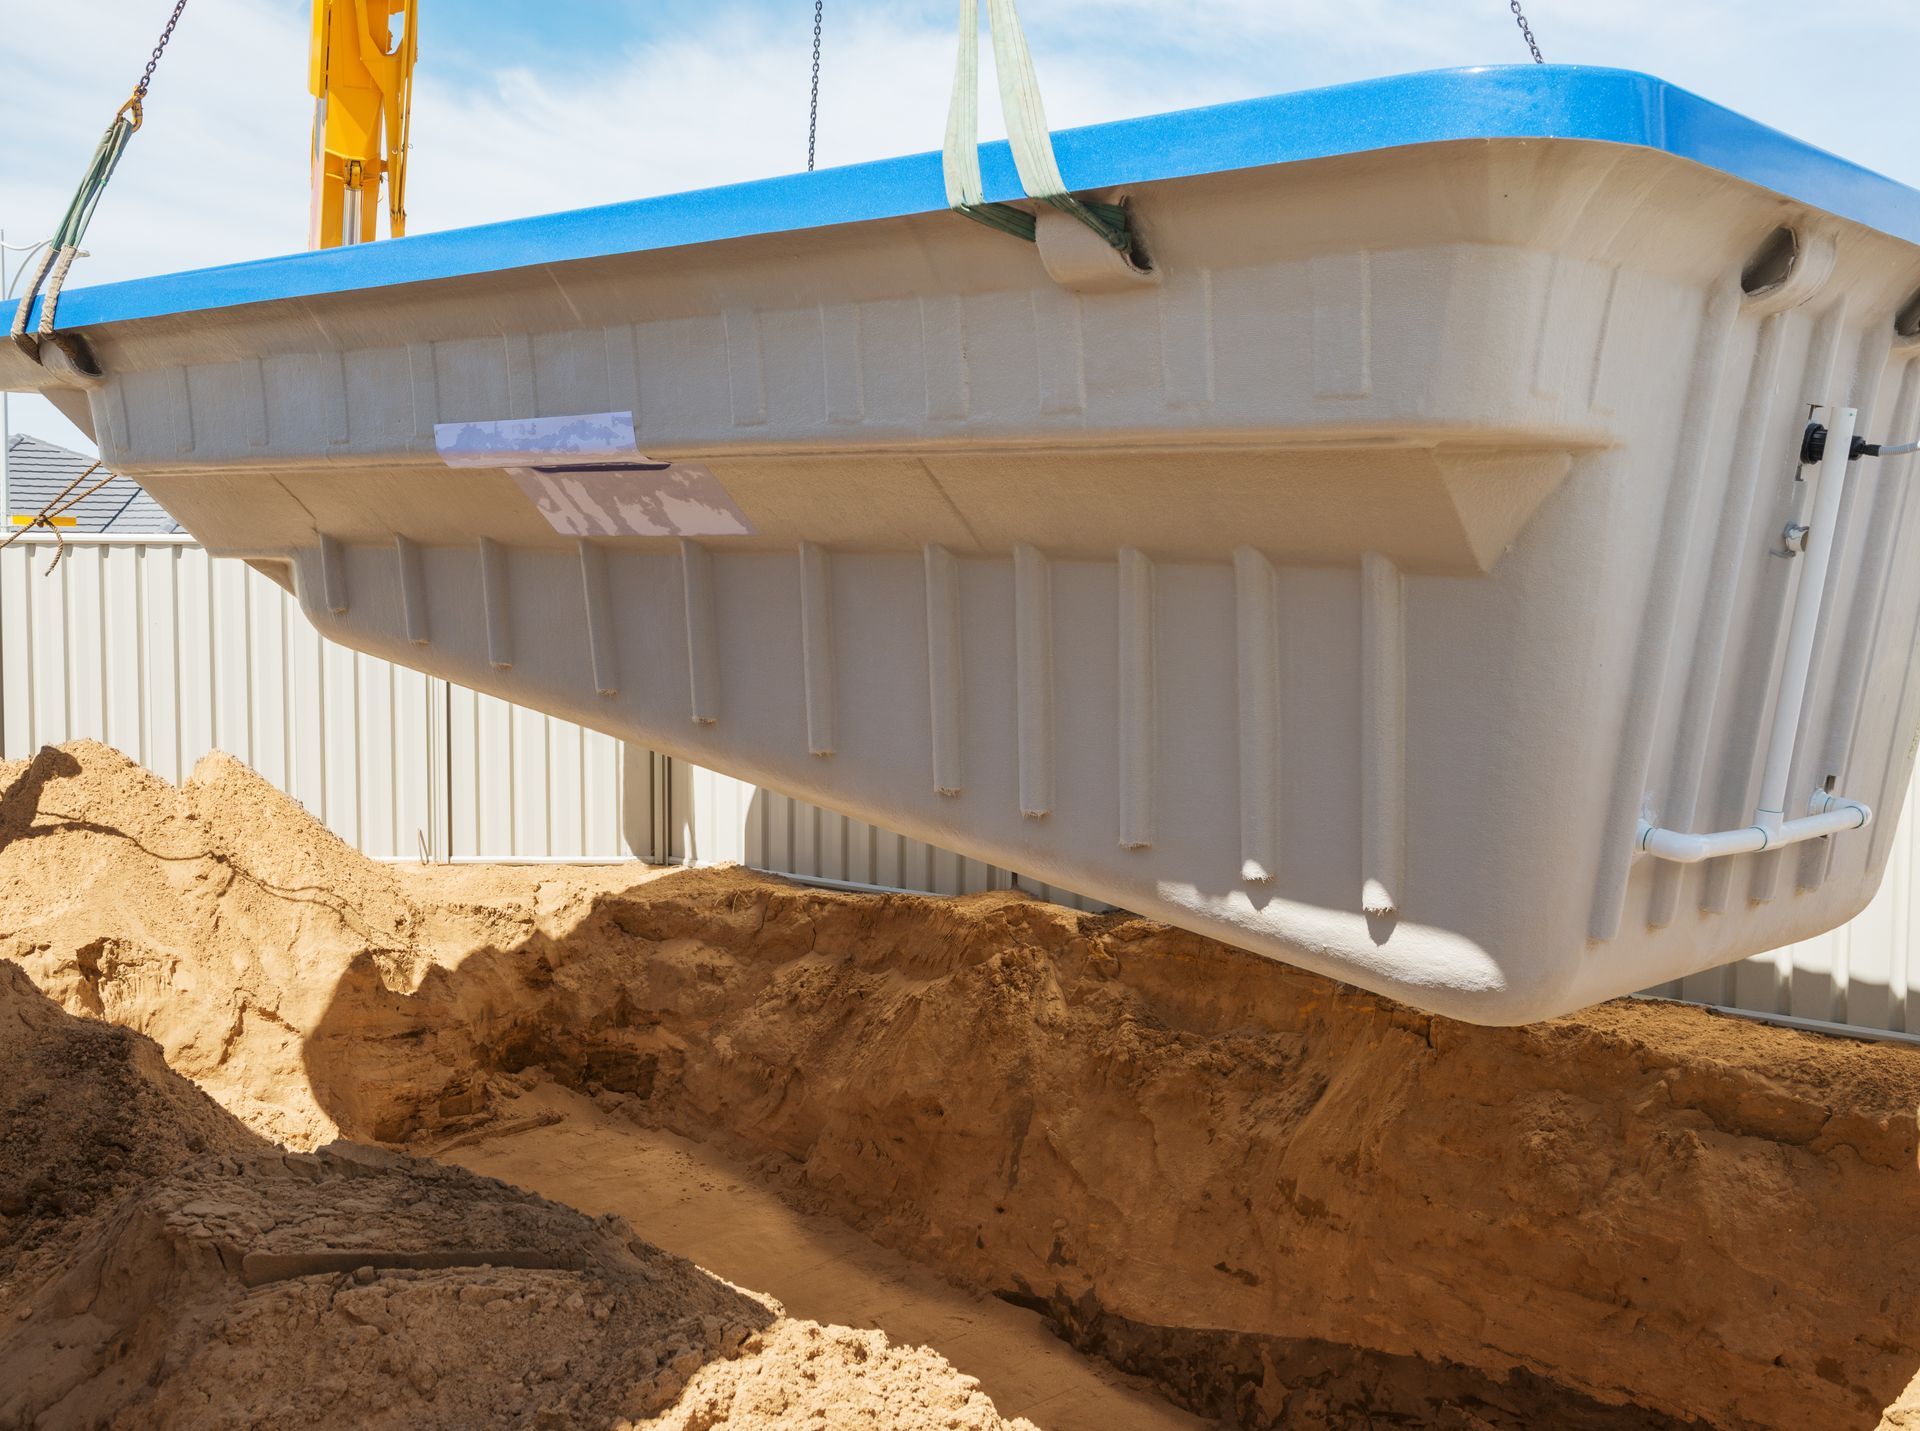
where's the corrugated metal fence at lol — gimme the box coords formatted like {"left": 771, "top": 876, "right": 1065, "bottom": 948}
{"left": 2, "top": 536, "right": 1913, "bottom": 1034}
{"left": 665, "top": 757, "right": 1097, "bottom": 907}
{"left": 0, "top": 536, "right": 637, "bottom": 861}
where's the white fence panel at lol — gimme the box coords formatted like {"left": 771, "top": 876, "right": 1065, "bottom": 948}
{"left": 665, "top": 760, "right": 1108, "bottom": 910}
{"left": 444, "top": 683, "right": 639, "bottom": 862}
{"left": 0, "top": 539, "right": 634, "bottom": 864}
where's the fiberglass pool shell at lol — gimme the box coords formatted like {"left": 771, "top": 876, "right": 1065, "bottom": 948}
{"left": 7, "top": 64, "right": 1920, "bottom": 1024}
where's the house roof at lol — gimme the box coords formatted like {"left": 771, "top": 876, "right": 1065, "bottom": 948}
{"left": 6, "top": 433, "right": 182, "bottom": 535}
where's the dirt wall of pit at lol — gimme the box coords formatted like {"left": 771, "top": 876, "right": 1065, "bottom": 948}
{"left": 0, "top": 958, "right": 1041, "bottom": 1430}
{"left": 6, "top": 741, "right": 1920, "bottom": 1430}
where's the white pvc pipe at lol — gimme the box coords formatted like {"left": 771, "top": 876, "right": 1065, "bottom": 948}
{"left": 1638, "top": 405, "right": 1874, "bottom": 866}
{"left": 1638, "top": 793, "right": 1870, "bottom": 864}
{"left": 1756, "top": 404, "right": 1856, "bottom": 834}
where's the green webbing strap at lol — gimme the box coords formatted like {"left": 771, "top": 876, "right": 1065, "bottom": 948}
{"left": 942, "top": 0, "right": 1131, "bottom": 252}
{"left": 11, "top": 107, "right": 139, "bottom": 357}
{"left": 53, "top": 113, "right": 138, "bottom": 253}
{"left": 13, "top": 0, "right": 189, "bottom": 363}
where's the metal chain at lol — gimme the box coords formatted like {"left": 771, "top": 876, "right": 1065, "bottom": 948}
{"left": 136, "top": 0, "right": 192, "bottom": 98}
{"left": 807, "top": 0, "right": 823, "bottom": 171}
{"left": 1508, "top": 1, "right": 1544, "bottom": 63}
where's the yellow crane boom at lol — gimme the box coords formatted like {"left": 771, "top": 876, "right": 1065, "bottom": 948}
{"left": 308, "top": 0, "right": 417, "bottom": 249}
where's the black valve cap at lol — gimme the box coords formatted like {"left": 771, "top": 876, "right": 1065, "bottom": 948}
{"left": 1800, "top": 422, "right": 1880, "bottom": 465}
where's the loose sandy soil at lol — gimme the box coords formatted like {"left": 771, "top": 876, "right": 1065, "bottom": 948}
{"left": 0, "top": 962, "right": 1038, "bottom": 1430}
{"left": 5, "top": 739, "right": 1920, "bottom": 1429}
{"left": 428, "top": 1081, "right": 1197, "bottom": 1429}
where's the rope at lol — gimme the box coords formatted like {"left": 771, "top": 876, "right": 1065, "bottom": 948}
{"left": 0, "top": 460, "right": 115, "bottom": 575}
{"left": 11, "top": 0, "right": 189, "bottom": 361}
{"left": 942, "top": 0, "right": 1131, "bottom": 252}
{"left": 10, "top": 113, "right": 136, "bottom": 359}
{"left": 37, "top": 246, "right": 82, "bottom": 340}
{"left": 8, "top": 244, "right": 57, "bottom": 348}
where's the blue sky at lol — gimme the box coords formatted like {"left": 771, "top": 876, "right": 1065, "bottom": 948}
{"left": 5, "top": 0, "right": 1919, "bottom": 453}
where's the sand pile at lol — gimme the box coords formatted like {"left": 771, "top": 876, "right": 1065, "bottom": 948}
{"left": 0, "top": 960, "right": 262, "bottom": 1297}
{"left": 657, "top": 1321, "right": 1039, "bottom": 1430}
{"left": 0, "top": 953, "right": 1033, "bottom": 1430}
{"left": 7, "top": 740, "right": 1920, "bottom": 1430}
{"left": 0, "top": 741, "right": 426, "bottom": 1149}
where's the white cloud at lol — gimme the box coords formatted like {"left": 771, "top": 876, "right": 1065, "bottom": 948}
{"left": 2, "top": 0, "right": 314, "bottom": 279}
{"left": 4, "top": 0, "right": 1917, "bottom": 460}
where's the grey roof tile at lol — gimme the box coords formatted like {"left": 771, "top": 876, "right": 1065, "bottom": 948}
{"left": 5, "top": 433, "right": 182, "bottom": 534}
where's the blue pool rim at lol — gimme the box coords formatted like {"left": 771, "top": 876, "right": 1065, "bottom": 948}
{"left": 32, "top": 64, "right": 1920, "bottom": 332}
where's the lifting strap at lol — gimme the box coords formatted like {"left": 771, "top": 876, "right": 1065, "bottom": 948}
{"left": 941, "top": 0, "right": 1131, "bottom": 253}
{"left": 11, "top": 0, "right": 189, "bottom": 364}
